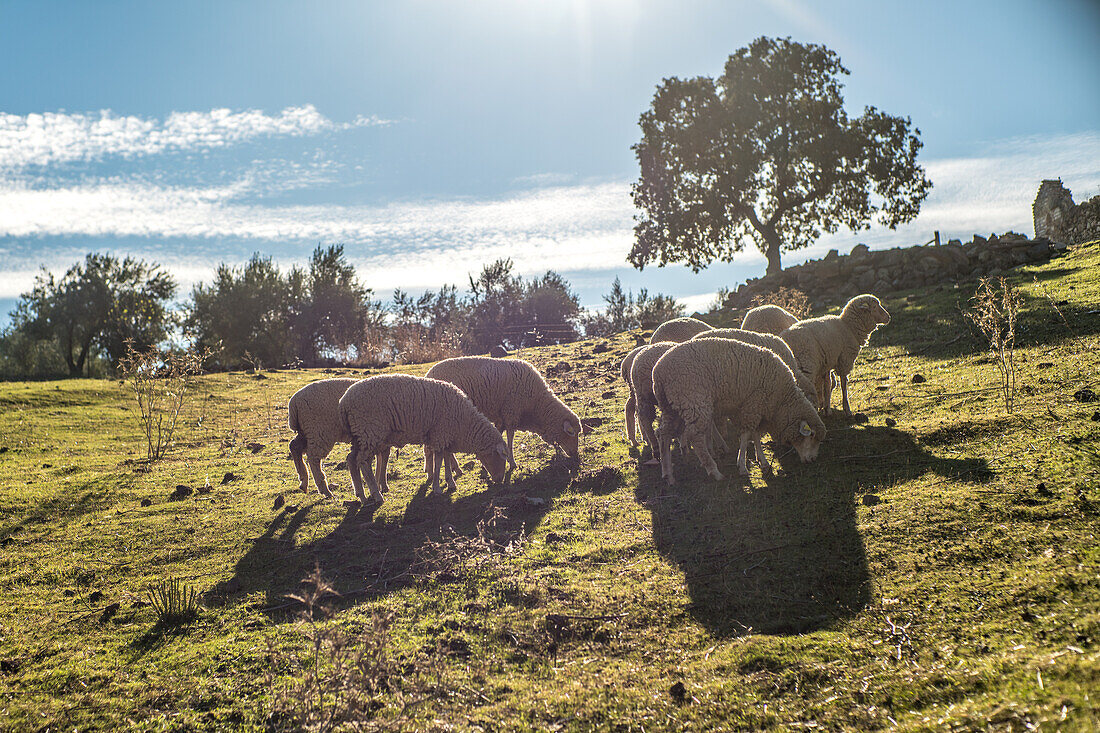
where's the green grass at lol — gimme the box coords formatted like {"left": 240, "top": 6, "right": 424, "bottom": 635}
{"left": 2, "top": 244, "right": 1099, "bottom": 730}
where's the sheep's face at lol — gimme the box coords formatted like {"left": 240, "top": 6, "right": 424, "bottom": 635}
{"left": 853, "top": 294, "right": 891, "bottom": 325}
{"left": 787, "top": 420, "right": 826, "bottom": 463}
{"left": 477, "top": 442, "right": 509, "bottom": 484}
{"left": 557, "top": 417, "right": 582, "bottom": 461}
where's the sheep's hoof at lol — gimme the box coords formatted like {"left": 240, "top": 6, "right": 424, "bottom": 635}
{"left": 359, "top": 495, "right": 383, "bottom": 508}
{"left": 379, "top": 483, "right": 390, "bottom": 494}
{"left": 298, "top": 481, "right": 309, "bottom": 492}
{"left": 709, "top": 470, "right": 725, "bottom": 481}
{"left": 317, "top": 488, "right": 334, "bottom": 499}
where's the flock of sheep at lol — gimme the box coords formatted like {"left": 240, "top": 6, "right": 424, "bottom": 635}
{"left": 287, "top": 293, "right": 891, "bottom": 506}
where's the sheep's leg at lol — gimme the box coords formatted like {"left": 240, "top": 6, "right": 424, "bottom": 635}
{"left": 709, "top": 420, "right": 730, "bottom": 455}
{"left": 505, "top": 429, "right": 518, "bottom": 470}
{"left": 347, "top": 444, "right": 366, "bottom": 503}
{"left": 306, "top": 454, "right": 334, "bottom": 499}
{"left": 376, "top": 447, "right": 390, "bottom": 494}
{"left": 625, "top": 391, "right": 640, "bottom": 446}
{"left": 822, "top": 371, "right": 835, "bottom": 415}
{"left": 638, "top": 402, "right": 660, "bottom": 462}
{"left": 443, "top": 453, "right": 457, "bottom": 492}
{"left": 737, "top": 432, "right": 752, "bottom": 477}
{"left": 430, "top": 446, "right": 443, "bottom": 494}
{"left": 359, "top": 452, "right": 383, "bottom": 505}
{"left": 754, "top": 431, "right": 774, "bottom": 478}
{"left": 290, "top": 435, "right": 310, "bottom": 492}
{"left": 689, "top": 428, "right": 723, "bottom": 481}
{"left": 839, "top": 372, "right": 852, "bottom": 415}
{"left": 446, "top": 451, "right": 463, "bottom": 478}
{"left": 657, "top": 421, "right": 675, "bottom": 485}
{"left": 423, "top": 447, "right": 433, "bottom": 477}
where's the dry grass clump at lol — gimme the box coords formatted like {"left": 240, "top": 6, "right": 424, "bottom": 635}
{"left": 147, "top": 578, "right": 201, "bottom": 625}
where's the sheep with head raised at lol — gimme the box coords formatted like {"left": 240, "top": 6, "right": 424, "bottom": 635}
{"left": 652, "top": 339, "right": 825, "bottom": 484}
{"left": 741, "top": 304, "right": 799, "bottom": 336}
{"left": 779, "top": 294, "right": 891, "bottom": 415}
{"left": 288, "top": 378, "right": 358, "bottom": 498}
{"left": 424, "top": 357, "right": 581, "bottom": 478}
{"left": 691, "top": 328, "right": 819, "bottom": 408}
{"left": 338, "top": 374, "right": 508, "bottom": 505}
{"left": 649, "top": 317, "right": 713, "bottom": 344}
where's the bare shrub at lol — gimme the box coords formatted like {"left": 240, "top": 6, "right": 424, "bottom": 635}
{"left": 412, "top": 506, "right": 527, "bottom": 599}
{"left": 750, "top": 286, "right": 812, "bottom": 318}
{"left": 966, "top": 277, "right": 1021, "bottom": 413}
{"left": 391, "top": 324, "right": 463, "bottom": 366}
{"left": 120, "top": 343, "right": 206, "bottom": 460}
{"left": 265, "top": 567, "right": 446, "bottom": 732}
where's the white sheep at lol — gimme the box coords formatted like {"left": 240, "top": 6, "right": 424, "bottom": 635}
{"left": 338, "top": 374, "right": 509, "bottom": 505}
{"left": 691, "top": 328, "right": 820, "bottom": 408}
{"left": 649, "top": 317, "right": 714, "bottom": 343}
{"left": 629, "top": 342, "right": 729, "bottom": 460}
{"left": 620, "top": 345, "right": 648, "bottom": 447}
{"left": 288, "top": 378, "right": 358, "bottom": 498}
{"left": 423, "top": 356, "right": 581, "bottom": 476}
{"left": 652, "top": 339, "right": 826, "bottom": 484}
{"left": 779, "top": 294, "right": 891, "bottom": 415}
{"left": 741, "top": 304, "right": 799, "bottom": 336}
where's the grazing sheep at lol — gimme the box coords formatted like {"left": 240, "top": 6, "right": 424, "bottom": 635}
{"left": 650, "top": 317, "right": 714, "bottom": 344}
{"left": 629, "top": 342, "right": 729, "bottom": 460}
{"left": 779, "top": 294, "right": 891, "bottom": 415}
{"left": 741, "top": 304, "right": 799, "bottom": 336}
{"left": 288, "top": 378, "right": 358, "bottom": 498}
{"left": 691, "top": 328, "right": 819, "bottom": 407}
{"left": 652, "top": 339, "right": 826, "bottom": 484}
{"left": 424, "top": 357, "right": 581, "bottom": 475}
{"left": 620, "top": 345, "right": 648, "bottom": 446}
{"left": 338, "top": 374, "right": 508, "bottom": 505}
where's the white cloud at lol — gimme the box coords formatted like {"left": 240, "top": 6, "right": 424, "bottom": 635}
{"left": 0, "top": 105, "right": 389, "bottom": 169}
{"left": 1, "top": 131, "right": 1097, "bottom": 306}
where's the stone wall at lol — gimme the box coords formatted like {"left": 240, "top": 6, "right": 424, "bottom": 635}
{"left": 1032, "top": 179, "right": 1100, "bottom": 246}
{"left": 720, "top": 231, "right": 1067, "bottom": 312}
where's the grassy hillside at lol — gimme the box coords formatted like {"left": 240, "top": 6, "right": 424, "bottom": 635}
{"left": 2, "top": 242, "right": 1098, "bottom": 731}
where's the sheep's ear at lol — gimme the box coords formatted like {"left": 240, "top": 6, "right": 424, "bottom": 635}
{"left": 799, "top": 421, "right": 814, "bottom": 437}
{"left": 563, "top": 420, "right": 577, "bottom": 437}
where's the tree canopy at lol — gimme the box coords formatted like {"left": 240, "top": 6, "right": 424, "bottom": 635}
{"left": 630, "top": 36, "right": 932, "bottom": 276}
{"left": 8, "top": 253, "right": 176, "bottom": 376}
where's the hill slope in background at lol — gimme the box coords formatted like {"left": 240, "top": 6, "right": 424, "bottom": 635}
{"left": 1, "top": 242, "right": 1098, "bottom": 730}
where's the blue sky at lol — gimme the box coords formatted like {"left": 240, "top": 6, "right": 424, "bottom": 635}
{"left": 1, "top": 0, "right": 1098, "bottom": 323}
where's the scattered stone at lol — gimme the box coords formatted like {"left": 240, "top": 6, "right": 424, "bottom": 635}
{"left": 1037, "top": 482, "right": 1053, "bottom": 497}
{"left": 862, "top": 493, "right": 881, "bottom": 506}
{"left": 0, "top": 537, "right": 13, "bottom": 547}
{"left": 490, "top": 344, "right": 509, "bottom": 358}
{"left": 876, "top": 385, "right": 890, "bottom": 392}
{"left": 1073, "top": 388, "right": 1096, "bottom": 403}
{"left": 272, "top": 494, "right": 285, "bottom": 511}
{"left": 221, "top": 471, "right": 239, "bottom": 484}
{"left": 251, "top": 373, "right": 267, "bottom": 380}
{"left": 525, "top": 496, "right": 548, "bottom": 507}
{"left": 169, "top": 485, "right": 193, "bottom": 501}
{"left": 911, "top": 374, "right": 926, "bottom": 384}
{"left": 284, "top": 504, "right": 299, "bottom": 513}
{"left": 545, "top": 532, "right": 564, "bottom": 544}
{"left": 197, "top": 482, "right": 213, "bottom": 495}
{"left": 669, "top": 681, "right": 688, "bottom": 704}
{"left": 580, "top": 416, "right": 604, "bottom": 431}
{"left": 601, "top": 390, "right": 616, "bottom": 399}
{"left": 0, "top": 447, "right": 7, "bottom": 454}
{"left": 593, "top": 342, "right": 610, "bottom": 354}
{"left": 1092, "top": 411, "right": 1100, "bottom": 422}
{"left": 335, "top": 460, "right": 347, "bottom": 470}
{"left": 0, "top": 659, "right": 21, "bottom": 675}
{"left": 140, "top": 498, "right": 153, "bottom": 507}
{"left": 89, "top": 590, "right": 104, "bottom": 603}
{"left": 885, "top": 417, "right": 897, "bottom": 427}
{"left": 99, "top": 602, "right": 121, "bottom": 623}
{"left": 246, "top": 442, "right": 266, "bottom": 454}
{"left": 1038, "top": 362, "right": 1055, "bottom": 369}
{"left": 63, "top": 589, "right": 75, "bottom": 597}
{"left": 462, "top": 460, "right": 476, "bottom": 471}
{"left": 41, "top": 463, "right": 52, "bottom": 469}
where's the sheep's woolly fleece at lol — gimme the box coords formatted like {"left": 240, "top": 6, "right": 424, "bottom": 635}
{"left": 649, "top": 316, "right": 714, "bottom": 344}
{"left": 741, "top": 304, "right": 799, "bottom": 336}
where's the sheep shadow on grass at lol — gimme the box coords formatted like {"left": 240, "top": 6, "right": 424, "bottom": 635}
{"left": 204, "top": 457, "right": 577, "bottom": 618}
{"left": 640, "top": 423, "right": 992, "bottom": 637}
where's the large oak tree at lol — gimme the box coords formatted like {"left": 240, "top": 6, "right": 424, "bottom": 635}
{"left": 631, "top": 37, "right": 932, "bottom": 276}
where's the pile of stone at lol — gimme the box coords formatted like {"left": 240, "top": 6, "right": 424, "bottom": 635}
{"left": 721, "top": 232, "right": 1065, "bottom": 311}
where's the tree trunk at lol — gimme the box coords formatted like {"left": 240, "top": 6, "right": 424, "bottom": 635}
{"left": 762, "top": 229, "right": 783, "bottom": 276}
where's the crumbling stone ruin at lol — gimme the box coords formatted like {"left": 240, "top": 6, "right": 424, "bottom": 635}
{"left": 1033, "top": 179, "right": 1076, "bottom": 244}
